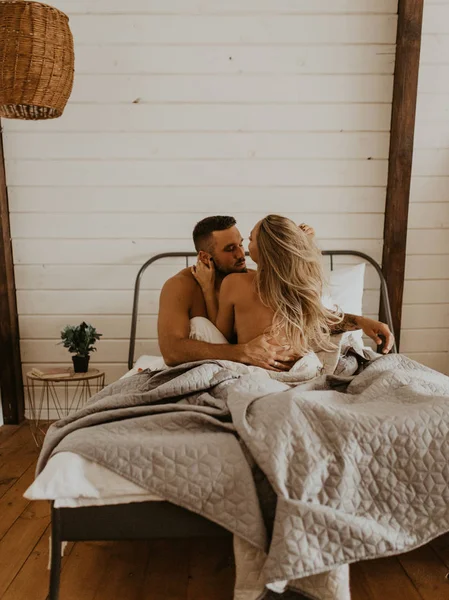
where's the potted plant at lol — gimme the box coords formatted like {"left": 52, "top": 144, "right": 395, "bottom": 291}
{"left": 60, "top": 321, "right": 102, "bottom": 373}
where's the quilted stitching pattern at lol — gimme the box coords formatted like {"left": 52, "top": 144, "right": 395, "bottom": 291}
{"left": 36, "top": 352, "right": 449, "bottom": 600}
{"left": 226, "top": 354, "right": 449, "bottom": 585}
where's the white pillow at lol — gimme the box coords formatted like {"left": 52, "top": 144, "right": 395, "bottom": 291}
{"left": 322, "top": 263, "right": 366, "bottom": 345}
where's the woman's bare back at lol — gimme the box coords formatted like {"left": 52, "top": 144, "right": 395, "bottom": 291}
{"left": 230, "top": 272, "right": 277, "bottom": 343}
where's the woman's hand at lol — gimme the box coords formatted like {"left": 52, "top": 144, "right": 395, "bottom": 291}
{"left": 299, "top": 223, "right": 315, "bottom": 237}
{"left": 358, "top": 316, "right": 395, "bottom": 354}
{"left": 191, "top": 257, "right": 215, "bottom": 291}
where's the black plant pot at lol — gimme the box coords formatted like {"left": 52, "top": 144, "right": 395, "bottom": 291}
{"left": 72, "top": 355, "right": 90, "bottom": 373}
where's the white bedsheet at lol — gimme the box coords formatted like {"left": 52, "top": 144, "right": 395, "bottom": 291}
{"left": 120, "top": 354, "right": 168, "bottom": 379}
{"left": 24, "top": 452, "right": 163, "bottom": 507}
{"left": 24, "top": 355, "right": 167, "bottom": 508}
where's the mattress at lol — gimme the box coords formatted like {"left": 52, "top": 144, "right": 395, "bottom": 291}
{"left": 24, "top": 451, "right": 163, "bottom": 507}
{"left": 24, "top": 355, "right": 167, "bottom": 508}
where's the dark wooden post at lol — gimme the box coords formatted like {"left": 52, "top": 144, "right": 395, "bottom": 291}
{"left": 0, "top": 121, "right": 24, "bottom": 423}
{"left": 381, "top": 0, "right": 424, "bottom": 349}
{"left": 0, "top": 4, "right": 426, "bottom": 422}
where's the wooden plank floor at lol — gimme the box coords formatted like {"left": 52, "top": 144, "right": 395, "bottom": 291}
{"left": 1, "top": 423, "right": 449, "bottom": 600}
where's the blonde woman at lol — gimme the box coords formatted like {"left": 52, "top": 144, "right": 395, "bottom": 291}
{"left": 192, "top": 214, "right": 344, "bottom": 360}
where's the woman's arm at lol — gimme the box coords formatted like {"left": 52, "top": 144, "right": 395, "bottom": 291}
{"left": 330, "top": 313, "right": 394, "bottom": 354}
{"left": 191, "top": 259, "right": 218, "bottom": 322}
{"left": 215, "top": 276, "right": 236, "bottom": 341}
{"left": 202, "top": 286, "right": 218, "bottom": 323}
{"left": 191, "top": 261, "right": 236, "bottom": 340}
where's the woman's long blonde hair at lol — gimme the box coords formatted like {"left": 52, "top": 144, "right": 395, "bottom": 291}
{"left": 255, "top": 214, "right": 342, "bottom": 354}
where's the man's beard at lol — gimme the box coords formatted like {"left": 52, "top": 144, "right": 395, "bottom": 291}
{"left": 214, "top": 259, "right": 247, "bottom": 275}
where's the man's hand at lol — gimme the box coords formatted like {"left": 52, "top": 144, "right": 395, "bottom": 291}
{"left": 191, "top": 256, "right": 215, "bottom": 291}
{"left": 299, "top": 223, "right": 315, "bottom": 237}
{"left": 241, "top": 335, "right": 298, "bottom": 371}
{"left": 358, "top": 316, "right": 395, "bottom": 354}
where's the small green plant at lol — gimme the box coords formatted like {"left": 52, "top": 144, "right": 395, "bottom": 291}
{"left": 60, "top": 321, "right": 102, "bottom": 357}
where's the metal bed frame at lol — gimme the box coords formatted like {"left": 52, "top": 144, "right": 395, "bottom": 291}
{"left": 48, "top": 250, "right": 397, "bottom": 600}
{"left": 128, "top": 250, "right": 397, "bottom": 368}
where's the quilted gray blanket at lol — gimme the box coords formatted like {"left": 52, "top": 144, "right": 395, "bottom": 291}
{"left": 37, "top": 352, "right": 449, "bottom": 600}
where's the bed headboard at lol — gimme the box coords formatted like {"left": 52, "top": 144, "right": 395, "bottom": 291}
{"left": 128, "top": 250, "right": 397, "bottom": 369}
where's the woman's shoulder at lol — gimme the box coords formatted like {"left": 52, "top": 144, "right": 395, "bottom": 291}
{"left": 223, "top": 271, "right": 256, "bottom": 284}
{"left": 221, "top": 271, "right": 255, "bottom": 294}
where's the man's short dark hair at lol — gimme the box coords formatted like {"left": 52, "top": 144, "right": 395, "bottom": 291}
{"left": 192, "top": 216, "right": 236, "bottom": 252}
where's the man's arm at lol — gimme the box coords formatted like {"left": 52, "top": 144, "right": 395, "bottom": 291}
{"left": 330, "top": 313, "right": 394, "bottom": 354}
{"left": 158, "top": 277, "right": 239, "bottom": 366}
{"left": 157, "top": 277, "right": 294, "bottom": 369}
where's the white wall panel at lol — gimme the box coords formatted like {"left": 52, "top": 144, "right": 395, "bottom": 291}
{"left": 403, "top": 1, "right": 449, "bottom": 373}
{"left": 2, "top": 0, "right": 398, "bottom": 398}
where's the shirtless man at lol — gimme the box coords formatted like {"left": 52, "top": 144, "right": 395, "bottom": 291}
{"left": 158, "top": 216, "right": 394, "bottom": 370}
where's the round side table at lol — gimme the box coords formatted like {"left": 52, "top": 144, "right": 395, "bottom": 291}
{"left": 26, "top": 369, "right": 105, "bottom": 447}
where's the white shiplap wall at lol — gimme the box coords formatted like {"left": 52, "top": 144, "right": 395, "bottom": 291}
{"left": 2, "top": 0, "right": 398, "bottom": 407}
{"left": 403, "top": 1, "right": 449, "bottom": 375}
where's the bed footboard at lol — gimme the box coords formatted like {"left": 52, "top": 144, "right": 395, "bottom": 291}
{"left": 49, "top": 501, "right": 230, "bottom": 599}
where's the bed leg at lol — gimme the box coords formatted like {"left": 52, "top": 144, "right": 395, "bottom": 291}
{"left": 48, "top": 504, "right": 62, "bottom": 600}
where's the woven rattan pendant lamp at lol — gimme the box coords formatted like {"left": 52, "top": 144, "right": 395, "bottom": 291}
{"left": 0, "top": 0, "right": 74, "bottom": 119}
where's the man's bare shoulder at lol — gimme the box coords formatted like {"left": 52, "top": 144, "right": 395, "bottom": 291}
{"left": 161, "top": 268, "right": 199, "bottom": 304}
{"left": 163, "top": 267, "right": 197, "bottom": 291}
